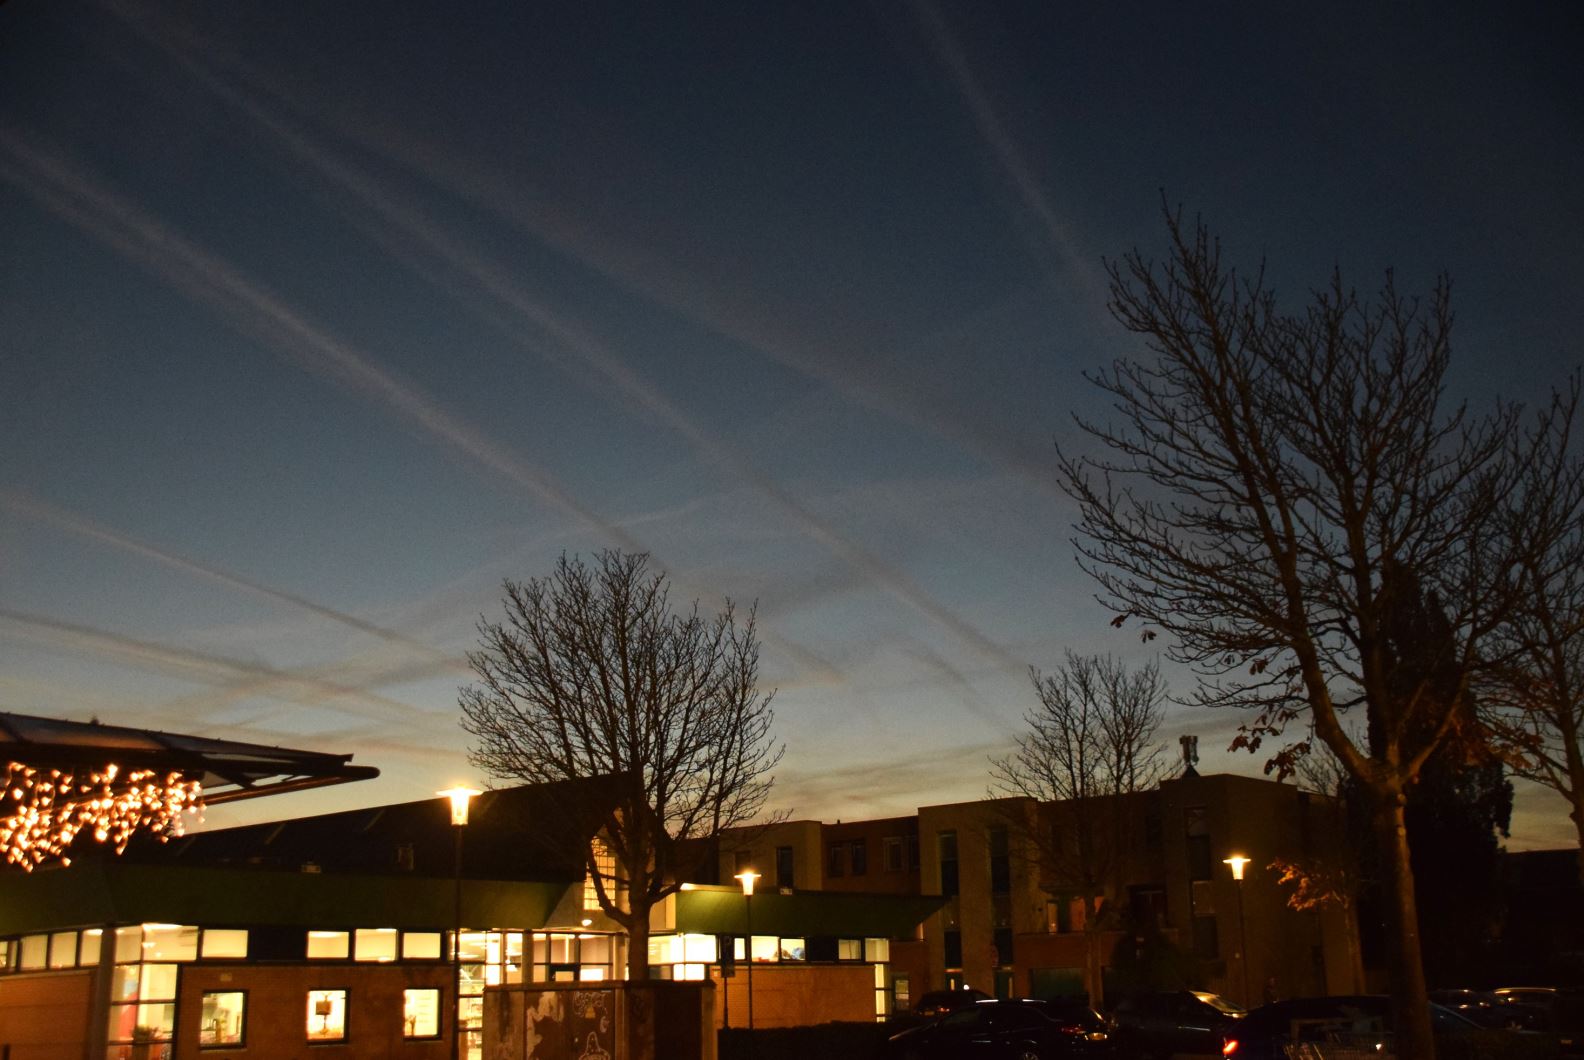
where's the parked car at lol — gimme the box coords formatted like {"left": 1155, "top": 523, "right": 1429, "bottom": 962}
{"left": 1218, "top": 995, "right": 1481, "bottom": 1059}
{"left": 1491, "top": 985, "right": 1584, "bottom": 1052}
{"left": 905, "top": 987, "right": 994, "bottom": 1020}
{"left": 885, "top": 998, "right": 1113, "bottom": 1059}
{"left": 1428, "top": 988, "right": 1545, "bottom": 1031}
{"left": 1109, "top": 990, "right": 1244, "bottom": 1059}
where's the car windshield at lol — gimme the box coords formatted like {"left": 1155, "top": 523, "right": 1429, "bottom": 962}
{"left": 1194, "top": 992, "right": 1246, "bottom": 1016}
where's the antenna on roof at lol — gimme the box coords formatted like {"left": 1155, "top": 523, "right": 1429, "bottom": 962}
{"left": 1179, "top": 734, "right": 1200, "bottom": 777}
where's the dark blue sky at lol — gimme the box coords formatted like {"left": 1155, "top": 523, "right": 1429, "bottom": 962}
{"left": 2, "top": 0, "right": 1581, "bottom": 844}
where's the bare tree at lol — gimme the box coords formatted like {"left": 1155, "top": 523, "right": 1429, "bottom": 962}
{"left": 1057, "top": 208, "right": 1581, "bottom": 1059}
{"left": 991, "top": 651, "right": 1168, "bottom": 1008}
{"left": 459, "top": 550, "right": 783, "bottom": 981}
{"left": 1479, "top": 478, "right": 1584, "bottom": 887}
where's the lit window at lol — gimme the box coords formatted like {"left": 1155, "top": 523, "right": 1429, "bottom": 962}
{"left": 201, "top": 929, "right": 248, "bottom": 959}
{"left": 48, "top": 931, "right": 77, "bottom": 968}
{"left": 456, "top": 931, "right": 489, "bottom": 963}
{"left": 672, "top": 964, "right": 705, "bottom": 980}
{"left": 111, "top": 965, "right": 139, "bottom": 1001}
{"left": 585, "top": 840, "right": 616, "bottom": 911}
{"left": 307, "top": 989, "right": 348, "bottom": 1041}
{"left": 778, "top": 938, "right": 806, "bottom": 961}
{"left": 114, "top": 926, "right": 142, "bottom": 963}
{"left": 403, "top": 932, "right": 442, "bottom": 960}
{"left": 19, "top": 934, "right": 46, "bottom": 970}
{"left": 140, "top": 924, "right": 198, "bottom": 961}
{"left": 307, "top": 931, "right": 350, "bottom": 959}
{"left": 403, "top": 989, "right": 439, "bottom": 1038}
{"left": 80, "top": 929, "right": 103, "bottom": 966}
{"left": 140, "top": 964, "right": 178, "bottom": 1002}
{"left": 838, "top": 938, "right": 863, "bottom": 961}
{"left": 681, "top": 934, "right": 715, "bottom": 963}
{"left": 647, "top": 935, "right": 677, "bottom": 964}
{"left": 506, "top": 932, "right": 524, "bottom": 983}
{"left": 750, "top": 936, "right": 778, "bottom": 962}
{"left": 135, "top": 1002, "right": 176, "bottom": 1041}
{"left": 354, "top": 928, "right": 398, "bottom": 962}
{"left": 865, "top": 938, "right": 890, "bottom": 962}
{"left": 200, "top": 991, "right": 246, "bottom": 1047}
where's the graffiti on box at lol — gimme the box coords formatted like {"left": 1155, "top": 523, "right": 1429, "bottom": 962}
{"left": 525, "top": 988, "right": 615, "bottom": 1060}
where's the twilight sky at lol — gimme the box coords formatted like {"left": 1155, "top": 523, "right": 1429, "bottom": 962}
{"left": 2, "top": 1, "right": 1581, "bottom": 847}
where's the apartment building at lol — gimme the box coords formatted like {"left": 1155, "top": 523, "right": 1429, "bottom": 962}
{"left": 714, "top": 768, "right": 1361, "bottom": 1011}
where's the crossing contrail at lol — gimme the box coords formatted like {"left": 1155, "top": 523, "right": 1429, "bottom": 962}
{"left": 0, "top": 608, "right": 436, "bottom": 727}
{"left": 0, "top": 490, "right": 464, "bottom": 667}
{"left": 106, "top": 16, "right": 1030, "bottom": 694}
{"left": 0, "top": 131, "right": 646, "bottom": 557}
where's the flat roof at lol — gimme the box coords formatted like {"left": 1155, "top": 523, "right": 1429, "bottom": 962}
{"left": 0, "top": 862, "right": 569, "bottom": 935}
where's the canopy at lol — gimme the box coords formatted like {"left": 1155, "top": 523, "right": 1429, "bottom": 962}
{"left": 0, "top": 710, "right": 378, "bottom": 804}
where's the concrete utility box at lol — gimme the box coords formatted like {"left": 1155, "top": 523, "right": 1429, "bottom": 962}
{"left": 484, "top": 981, "right": 716, "bottom": 1060}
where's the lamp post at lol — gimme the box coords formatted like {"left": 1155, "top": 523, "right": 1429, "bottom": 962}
{"left": 440, "top": 787, "right": 480, "bottom": 1060}
{"left": 1223, "top": 854, "right": 1252, "bottom": 1008}
{"left": 734, "top": 869, "right": 759, "bottom": 1031}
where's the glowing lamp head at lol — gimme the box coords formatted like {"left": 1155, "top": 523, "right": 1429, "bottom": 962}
{"left": 734, "top": 869, "right": 760, "bottom": 897}
{"left": 437, "top": 786, "right": 481, "bottom": 826}
{"left": 1223, "top": 854, "right": 1251, "bottom": 881}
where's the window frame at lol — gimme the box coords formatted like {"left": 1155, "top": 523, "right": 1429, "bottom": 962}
{"left": 307, "top": 988, "right": 350, "bottom": 1043}
{"left": 199, "top": 989, "right": 248, "bottom": 1049}
{"left": 402, "top": 987, "right": 442, "bottom": 1040}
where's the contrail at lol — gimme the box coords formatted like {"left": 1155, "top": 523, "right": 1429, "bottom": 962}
{"left": 0, "top": 608, "right": 435, "bottom": 726}
{"left": 152, "top": 651, "right": 465, "bottom": 723}
{"left": 0, "top": 128, "right": 852, "bottom": 703}
{"left": 108, "top": 6, "right": 1065, "bottom": 497}
{"left": 0, "top": 490, "right": 463, "bottom": 667}
{"left": 108, "top": 19, "right": 1029, "bottom": 696}
{"left": 906, "top": 0, "right": 1109, "bottom": 310}
{"left": 0, "top": 131, "right": 645, "bottom": 557}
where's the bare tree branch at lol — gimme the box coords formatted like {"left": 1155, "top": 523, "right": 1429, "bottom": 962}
{"left": 1057, "top": 205, "right": 1583, "bottom": 1059}
{"left": 991, "top": 651, "right": 1167, "bottom": 1007}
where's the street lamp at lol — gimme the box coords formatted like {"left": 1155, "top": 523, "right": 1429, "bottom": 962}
{"left": 734, "top": 869, "right": 760, "bottom": 1031}
{"left": 439, "top": 787, "right": 480, "bottom": 1060}
{"left": 1223, "top": 854, "right": 1252, "bottom": 1008}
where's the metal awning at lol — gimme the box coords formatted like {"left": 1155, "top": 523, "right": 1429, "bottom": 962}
{"left": 0, "top": 711, "right": 378, "bottom": 804}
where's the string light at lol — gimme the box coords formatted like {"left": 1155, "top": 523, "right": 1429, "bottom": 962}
{"left": 0, "top": 761, "right": 204, "bottom": 871}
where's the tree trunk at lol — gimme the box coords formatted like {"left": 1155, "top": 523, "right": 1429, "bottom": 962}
{"left": 626, "top": 902, "right": 651, "bottom": 982}
{"left": 1343, "top": 899, "right": 1366, "bottom": 994}
{"left": 1084, "top": 925, "right": 1105, "bottom": 1010}
{"left": 1373, "top": 795, "right": 1435, "bottom": 1060}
